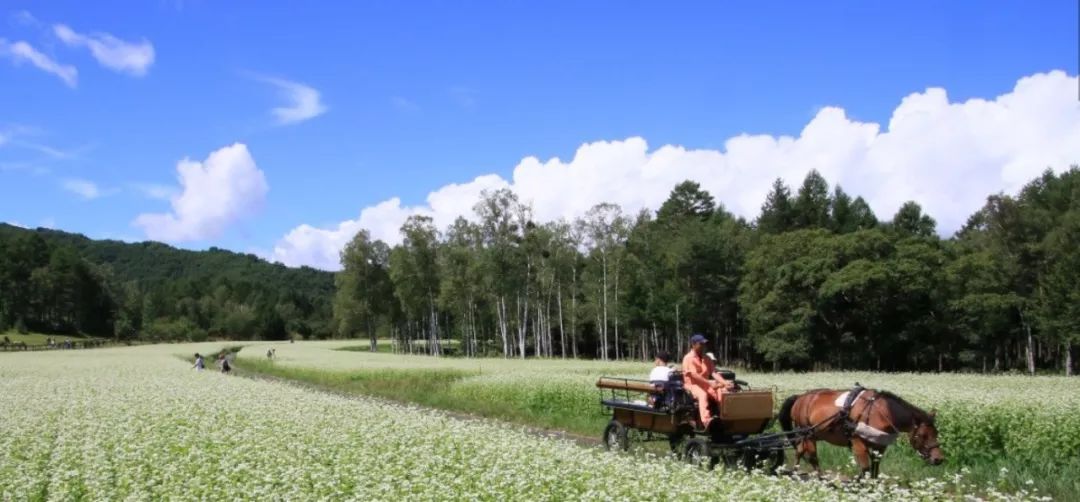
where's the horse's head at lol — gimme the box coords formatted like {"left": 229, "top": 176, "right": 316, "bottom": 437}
{"left": 909, "top": 410, "right": 944, "bottom": 466}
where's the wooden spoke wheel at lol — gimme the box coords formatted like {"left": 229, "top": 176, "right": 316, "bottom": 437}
{"left": 602, "top": 420, "right": 629, "bottom": 452}
{"left": 683, "top": 438, "right": 717, "bottom": 470}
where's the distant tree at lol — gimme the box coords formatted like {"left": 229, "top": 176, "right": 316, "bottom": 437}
{"left": 335, "top": 230, "right": 392, "bottom": 351}
{"left": 891, "top": 201, "right": 937, "bottom": 238}
{"left": 657, "top": 181, "right": 716, "bottom": 222}
{"left": 793, "top": 170, "right": 832, "bottom": 230}
{"left": 1037, "top": 210, "right": 1080, "bottom": 375}
{"left": 757, "top": 178, "right": 795, "bottom": 234}
{"left": 848, "top": 196, "right": 879, "bottom": 231}
{"left": 387, "top": 216, "right": 441, "bottom": 355}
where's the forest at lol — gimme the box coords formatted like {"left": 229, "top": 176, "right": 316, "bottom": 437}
{"left": 331, "top": 167, "right": 1080, "bottom": 374}
{"left": 1, "top": 167, "right": 1077, "bottom": 373}
{"left": 0, "top": 224, "right": 333, "bottom": 342}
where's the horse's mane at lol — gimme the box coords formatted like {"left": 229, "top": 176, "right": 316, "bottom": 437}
{"left": 876, "top": 390, "right": 933, "bottom": 424}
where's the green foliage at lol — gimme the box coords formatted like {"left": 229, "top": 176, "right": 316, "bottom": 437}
{"left": 0, "top": 224, "right": 333, "bottom": 341}
{"left": 757, "top": 178, "right": 795, "bottom": 234}
{"left": 3, "top": 167, "right": 1079, "bottom": 374}
{"left": 793, "top": 169, "right": 832, "bottom": 229}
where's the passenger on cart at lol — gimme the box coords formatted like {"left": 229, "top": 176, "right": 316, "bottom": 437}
{"left": 649, "top": 351, "right": 673, "bottom": 385}
{"left": 681, "top": 334, "right": 734, "bottom": 430}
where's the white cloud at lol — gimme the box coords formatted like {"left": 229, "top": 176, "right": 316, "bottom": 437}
{"left": 133, "top": 143, "right": 269, "bottom": 242}
{"left": 0, "top": 38, "right": 77, "bottom": 87}
{"left": 61, "top": 178, "right": 103, "bottom": 199}
{"left": 39, "top": 217, "right": 56, "bottom": 229}
{"left": 258, "top": 76, "right": 327, "bottom": 125}
{"left": 12, "top": 10, "right": 38, "bottom": 27}
{"left": 271, "top": 70, "right": 1080, "bottom": 270}
{"left": 5, "top": 221, "right": 27, "bottom": 228}
{"left": 53, "top": 24, "right": 154, "bottom": 76}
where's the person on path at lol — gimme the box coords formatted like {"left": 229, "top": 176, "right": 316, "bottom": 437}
{"left": 219, "top": 353, "right": 232, "bottom": 374}
{"left": 681, "top": 334, "right": 733, "bottom": 429}
{"left": 193, "top": 353, "right": 205, "bottom": 371}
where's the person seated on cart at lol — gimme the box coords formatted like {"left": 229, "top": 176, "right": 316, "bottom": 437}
{"left": 649, "top": 351, "right": 673, "bottom": 385}
{"left": 682, "top": 334, "right": 734, "bottom": 429}
{"left": 646, "top": 351, "right": 674, "bottom": 409}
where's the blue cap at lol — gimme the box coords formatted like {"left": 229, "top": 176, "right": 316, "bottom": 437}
{"left": 689, "top": 334, "right": 708, "bottom": 344}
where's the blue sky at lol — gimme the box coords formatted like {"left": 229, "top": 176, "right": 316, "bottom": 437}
{"left": 1, "top": 1, "right": 1078, "bottom": 269}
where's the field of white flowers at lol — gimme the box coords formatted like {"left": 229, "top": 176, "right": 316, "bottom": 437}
{"left": 0, "top": 344, "right": 1053, "bottom": 501}
{"left": 247, "top": 341, "right": 1080, "bottom": 466}
{"left": 239, "top": 341, "right": 1080, "bottom": 497}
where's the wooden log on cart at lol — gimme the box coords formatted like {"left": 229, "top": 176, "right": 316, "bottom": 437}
{"left": 595, "top": 377, "right": 660, "bottom": 394}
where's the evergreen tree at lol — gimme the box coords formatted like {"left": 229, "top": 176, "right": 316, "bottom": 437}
{"left": 757, "top": 178, "right": 795, "bottom": 234}
{"left": 793, "top": 169, "right": 832, "bottom": 229}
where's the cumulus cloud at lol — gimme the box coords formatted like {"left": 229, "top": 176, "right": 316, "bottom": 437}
{"left": 271, "top": 70, "right": 1080, "bottom": 270}
{"left": 133, "top": 143, "right": 269, "bottom": 242}
{"left": 53, "top": 24, "right": 154, "bottom": 76}
{"left": 61, "top": 178, "right": 103, "bottom": 199}
{"left": 258, "top": 76, "right": 327, "bottom": 125}
{"left": 0, "top": 38, "right": 77, "bottom": 87}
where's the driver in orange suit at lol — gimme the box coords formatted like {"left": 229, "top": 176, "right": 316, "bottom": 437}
{"left": 682, "top": 334, "right": 733, "bottom": 428}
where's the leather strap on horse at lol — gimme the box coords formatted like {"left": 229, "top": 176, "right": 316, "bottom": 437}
{"left": 839, "top": 383, "right": 865, "bottom": 436}
{"left": 800, "top": 383, "right": 867, "bottom": 437}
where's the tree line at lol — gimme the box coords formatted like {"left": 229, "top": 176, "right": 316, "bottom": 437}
{"left": 333, "top": 167, "right": 1080, "bottom": 374}
{"left": 1, "top": 166, "right": 1076, "bottom": 374}
{"left": 0, "top": 225, "right": 333, "bottom": 342}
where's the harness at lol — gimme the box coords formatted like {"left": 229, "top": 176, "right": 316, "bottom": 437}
{"left": 838, "top": 383, "right": 865, "bottom": 436}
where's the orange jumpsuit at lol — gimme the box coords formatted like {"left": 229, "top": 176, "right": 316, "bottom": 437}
{"left": 682, "top": 350, "right": 725, "bottom": 426}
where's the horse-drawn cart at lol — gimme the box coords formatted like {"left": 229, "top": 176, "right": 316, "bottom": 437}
{"left": 596, "top": 371, "right": 811, "bottom": 472}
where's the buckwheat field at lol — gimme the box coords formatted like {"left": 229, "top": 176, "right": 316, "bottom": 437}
{"left": 0, "top": 344, "right": 1069, "bottom": 500}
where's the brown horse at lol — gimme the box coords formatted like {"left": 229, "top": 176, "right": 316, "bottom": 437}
{"left": 778, "top": 388, "right": 944, "bottom": 478}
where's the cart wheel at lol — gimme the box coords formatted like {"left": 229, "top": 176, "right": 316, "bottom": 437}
{"left": 602, "top": 420, "right": 629, "bottom": 452}
{"left": 683, "top": 439, "right": 716, "bottom": 470}
{"left": 765, "top": 449, "right": 785, "bottom": 474}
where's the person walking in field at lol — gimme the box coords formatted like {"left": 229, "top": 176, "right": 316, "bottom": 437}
{"left": 218, "top": 353, "right": 232, "bottom": 374}
{"left": 193, "top": 353, "right": 205, "bottom": 371}
{"left": 681, "top": 334, "right": 733, "bottom": 430}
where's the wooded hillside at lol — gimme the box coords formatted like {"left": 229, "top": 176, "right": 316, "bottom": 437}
{"left": 0, "top": 224, "right": 333, "bottom": 341}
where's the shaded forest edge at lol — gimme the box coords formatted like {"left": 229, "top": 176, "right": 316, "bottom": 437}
{"left": 2, "top": 166, "right": 1078, "bottom": 373}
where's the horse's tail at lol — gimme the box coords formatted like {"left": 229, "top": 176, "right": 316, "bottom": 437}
{"left": 778, "top": 394, "right": 799, "bottom": 432}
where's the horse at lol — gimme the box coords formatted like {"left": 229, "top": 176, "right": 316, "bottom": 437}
{"left": 777, "top": 387, "right": 944, "bottom": 478}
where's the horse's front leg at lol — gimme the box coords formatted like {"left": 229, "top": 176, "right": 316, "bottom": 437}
{"left": 869, "top": 447, "right": 883, "bottom": 479}
{"left": 851, "top": 438, "right": 872, "bottom": 479}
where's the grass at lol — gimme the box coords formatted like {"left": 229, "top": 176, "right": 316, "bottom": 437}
{"left": 233, "top": 342, "right": 1078, "bottom": 500}
{"left": 240, "top": 358, "right": 604, "bottom": 436}
{"left": 0, "top": 331, "right": 102, "bottom": 346}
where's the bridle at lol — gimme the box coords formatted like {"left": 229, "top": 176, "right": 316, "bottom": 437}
{"left": 910, "top": 421, "right": 942, "bottom": 459}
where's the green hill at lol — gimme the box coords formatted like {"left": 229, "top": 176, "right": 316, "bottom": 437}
{"left": 0, "top": 224, "right": 334, "bottom": 340}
